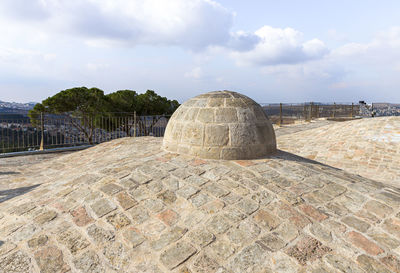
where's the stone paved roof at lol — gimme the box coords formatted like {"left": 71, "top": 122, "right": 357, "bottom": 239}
{"left": 1, "top": 125, "right": 400, "bottom": 272}
{"left": 278, "top": 116, "right": 400, "bottom": 186}
{"left": 162, "top": 91, "right": 276, "bottom": 160}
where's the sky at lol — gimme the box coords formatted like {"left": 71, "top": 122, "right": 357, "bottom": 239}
{"left": 0, "top": 0, "right": 399, "bottom": 104}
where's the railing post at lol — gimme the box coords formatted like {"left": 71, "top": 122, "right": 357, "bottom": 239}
{"left": 133, "top": 111, "right": 136, "bottom": 137}
{"left": 279, "top": 103, "right": 283, "bottom": 126}
{"left": 39, "top": 112, "right": 44, "bottom": 151}
{"left": 333, "top": 103, "right": 336, "bottom": 118}
{"left": 351, "top": 103, "right": 354, "bottom": 118}
{"left": 310, "top": 102, "right": 314, "bottom": 120}
{"left": 304, "top": 103, "right": 307, "bottom": 121}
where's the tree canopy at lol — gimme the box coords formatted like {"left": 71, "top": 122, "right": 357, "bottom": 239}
{"left": 28, "top": 87, "right": 180, "bottom": 143}
{"left": 29, "top": 87, "right": 179, "bottom": 117}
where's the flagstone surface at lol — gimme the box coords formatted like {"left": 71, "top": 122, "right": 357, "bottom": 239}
{"left": 0, "top": 128, "right": 399, "bottom": 272}
{"left": 278, "top": 116, "right": 400, "bottom": 186}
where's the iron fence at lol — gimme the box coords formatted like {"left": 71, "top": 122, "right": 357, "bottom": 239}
{"left": 261, "top": 102, "right": 360, "bottom": 125}
{"left": 0, "top": 112, "right": 170, "bottom": 153}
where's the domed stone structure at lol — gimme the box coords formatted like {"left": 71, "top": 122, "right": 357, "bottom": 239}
{"left": 162, "top": 90, "right": 276, "bottom": 160}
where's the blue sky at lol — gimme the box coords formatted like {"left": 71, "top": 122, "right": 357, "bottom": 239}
{"left": 0, "top": 0, "right": 399, "bottom": 103}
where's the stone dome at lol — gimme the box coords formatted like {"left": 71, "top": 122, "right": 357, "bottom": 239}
{"left": 162, "top": 90, "right": 276, "bottom": 160}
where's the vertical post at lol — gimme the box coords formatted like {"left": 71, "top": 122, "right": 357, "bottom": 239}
{"left": 133, "top": 111, "right": 136, "bottom": 137}
{"left": 39, "top": 112, "right": 44, "bottom": 151}
{"left": 316, "top": 105, "right": 319, "bottom": 118}
{"left": 333, "top": 103, "right": 336, "bottom": 118}
{"left": 310, "top": 102, "right": 314, "bottom": 120}
{"left": 279, "top": 103, "right": 283, "bottom": 126}
{"left": 351, "top": 103, "right": 354, "bottom": 118}
{"left": 304, "top": 103, "right": 307, "bottom": 121}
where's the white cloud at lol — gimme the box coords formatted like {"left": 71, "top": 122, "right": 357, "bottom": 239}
{"left": 0, "top": 0, "right": 234, "bottom": 50}
{"left": 184, "top": 67, "right": 203, "bottom": 79}
{"left": 231, "top": 26, "right": 329, "bottom": 66}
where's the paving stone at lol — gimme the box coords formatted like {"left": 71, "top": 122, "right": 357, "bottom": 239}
{"left": 221, "top": 193, "right": 242, "bottom": 204}
{"left": 341, "top": 216, "right": 371, "bottom": 232}
{"left": 102, "top": 242, "right": 130, "bottom": 270}
{"left": 129, "top": 186, "right": 151, "bottom": 201}
{"left": 87, "top": 224, "right": 115, "bottom": 244}
{"left": 355, "top": 209, "right": 380, "bottom": 224}
{"left": 228, "top": 244, "right": 265, "bottom": 273}
{"left": 34, "top": 246, "right": 70, "bottom": 273}
{"left": 171, "top": 169, "right": 192, "bottom": 179}
{"left": 273, "top": 221, "right": 299, "bottom": 242}
{"left": 28, "top": 235, "right": 48, "bottom": 248}
{"left": 91, "top": 199, "right": 117, "bottom": 218}
{"left": 363, "top": 200, "right": 393, "bottom": 218}
{"left": 146, "top": 180, "right": 165, "bottom": 193}
{"left": 323, "top": 183, "right": 347, "bottom": 197}
{"left": 11, "top": 203, "right": 36, "bottom": 216}
{"left": 204, "top": 183, "right": 230, "bottom": 198}
{"left": 347, "top": 231, "right": 384, "bottom": 255}
{"left": 380, "top": 255, "right": 400, "bottom": 273}
{"left": 71, "top": 206, "right": 94, "bottom": 227}
{"left": 369, "top": 232, "right": 400, "bottom": 249}
{"left": 157, "top": 189, "right": 177, "bottom": 204}
{"left": 100, "top": 183, "right": 123, "bottom": 195}
{"left": 160, "top": 242, "right": 197, "bottom": 270}
{"left": 0, "top": 250, "right": 31, "bottom": 273}
{"left": 11, "top": 223, "right": 40, "bottom": 242}
{"left": 356, "top": 254, "right": 391, "bottom": 273}
{"left": 34, "top": 210, "right": 58, "bottom": 225}
{"left": 256, "top": 233, "right": 287, "bottom": 252}
{"left": 106, "top": 212, "right": 131, "bottom": 229}
{"left": 310, "top": 223, "right": 332, "bottom": 243}
{"left": 157, "top": 209, "right": 179, "bottom": 226}
{"left": 253, "top": 209, "right": 280, "bottom": 231}
{"left": 191, "top": 253, "right": 220, "bottom": 273}
{"left": 286, "top": 236, "right": 331, "bottom": 265}
{"left": 227, "top": 219, "right": 260, "bottom": 246}
{"left": 250, "top": 190, "right": 275, "bottom": 206}
{"left": 140, "top": 218, "right": 166, "bottom": 238}
{"left": 383, "top": 218, "right": 400, "bottom": 238}
{"left": 185, "top": 175, "right": 209, "bottom": 187}
{"left": 201, "top": 199, "right": 225, "bottom": 214}
{"left": 188, "top": 228, "right": 215, "bottom": 248}
{"left": 128, "top": 206, "right": 150, "bottom": 224}
{"left": 221, "top": 208, "right": 247, "bottom": 223}
{"left": 130, "top": 172, "right": 152, "bottom": 184}
{"left": 375, "top": 191, "right": 400, "bottom": 206}
{"left": 150, "top": 226, "right": 187, "bottom": 251}
{"left": 57, "top": 228, "right": 90, "bottom": 254}
{"left": 190, "top": 192, "right": 213, "bottom": 207}
{"left": 123, "top": 228, "right": 145, "bottom": 248}
{"left": 236, "top": 198, "right": 259, "bottom": 215}
{"left": 207, "top": 215, "right": 232, "bottom": 234}
{"left": 324, "top": 254, "right": 364, "bottom": 273}
{"left": 0, "top": 242, "right": 17, "bottom": 256}
{"left": 162, "top": 176, "right": 181, "bottom": 191}
{"left": 142, "top": 199, "right": 165, "bottom": 213}
{"left": 325, "top": 202, "right": 350, "bottom": 216}
{"left": 73, "top": 250, "right": 104, "bottom": 273}
{"left": 115, "top": 192, "right": 138, "bottom": 210}
{"left": 177, "top": 185, "right": 200, "bottom": 199}
{"left": 298, "top": 204, "right": 328, "bottom": 222}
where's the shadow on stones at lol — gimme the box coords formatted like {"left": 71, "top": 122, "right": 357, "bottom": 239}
{"left": 0, "top": 241, "right": 3, "bottom": 247}
{"left": 0, "top": 184, "right": 40, "bottom": 203}
{"left": 0, "top": 171, "right": 20, "bottom": 176}
{"left": 269, "top": 150, "right": 333, "bottom": 167}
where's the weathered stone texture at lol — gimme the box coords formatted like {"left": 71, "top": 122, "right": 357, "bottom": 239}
{"left": 162, "top": 90, "right": 276, "bottom": 159}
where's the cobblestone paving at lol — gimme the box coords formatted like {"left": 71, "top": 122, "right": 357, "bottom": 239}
{"left": 274, "top": 119, "right": 335, "bottom": 137}
{"left": 1, "top": 136, "right": 400, "bottom": 272}
{"left": 278, "top": 116, "right": 400, "bottom": 186}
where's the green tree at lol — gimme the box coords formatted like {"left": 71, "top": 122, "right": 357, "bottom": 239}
{"left": 29, "top": 87, "right": 109, "bottom": 144}
{"left": 106, "top": 89, "right": 179, "bottom": 136}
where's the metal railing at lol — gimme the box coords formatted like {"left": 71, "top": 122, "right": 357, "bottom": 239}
{"left": 0, "top": 112, "right": 170, "bottom": 153}
{"left": 261, "top": 102, "right": 360, "bottom": 125}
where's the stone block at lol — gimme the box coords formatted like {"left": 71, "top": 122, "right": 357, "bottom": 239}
{"left": 204, "top": 124, "right": 229, "bottom": 146}
{"left": 160, "top": 242, "right": 197, "bottom": 270}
